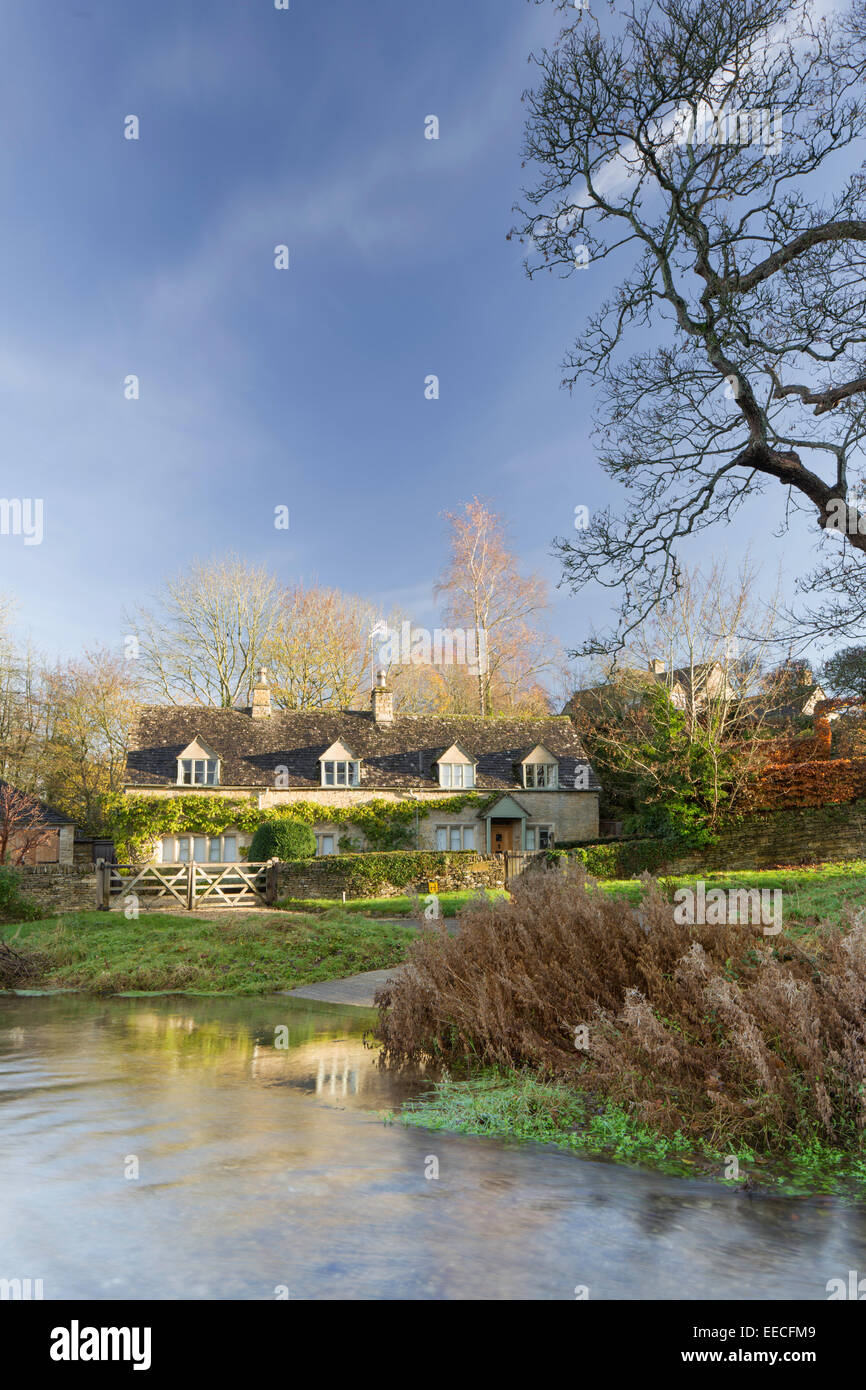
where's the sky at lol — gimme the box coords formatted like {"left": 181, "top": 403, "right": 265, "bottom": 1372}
{"left": 0, "top": 0, "right": 854, "bottom": 676}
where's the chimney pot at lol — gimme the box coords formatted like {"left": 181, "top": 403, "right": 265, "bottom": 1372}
{"left": 251, "top": 666, "right": 272, "bottom": 719}
{"left": 371, "top": 670, "right": 393, "bottom": 724}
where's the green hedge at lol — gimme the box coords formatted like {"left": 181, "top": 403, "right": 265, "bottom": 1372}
{"left": 277, "top": 850, "right": 486, "bottom": 898}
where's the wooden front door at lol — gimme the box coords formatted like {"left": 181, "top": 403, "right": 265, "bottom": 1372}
{"left": 491, "top": 819, "right": 520, "bottom": 852}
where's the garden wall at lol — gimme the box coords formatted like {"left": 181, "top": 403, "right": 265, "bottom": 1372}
{"left": 276, "top": 850, "right": 505, "bottom": 900}
{"left": 14, "top": 865, "right": 99, "bottom": 914}
{"left": 570, "top": 800, "right": 866, "bottom": 878}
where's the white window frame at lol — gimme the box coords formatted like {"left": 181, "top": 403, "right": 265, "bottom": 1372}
{"left": 435, "top": 824, "right": 475, "bottom": 851}
{"left": 321, "top": 760, "right": 360, "bottom": 788}
{"left": 527, "top": 825, "right": 553, "bottom": 850}
{"left": 438, "top": 762, "right": 475, "bottom": 790}
{"left": 316, "top": 833, "right": 336, "bottom": 856}
{"left": 524, "top": 763, "right": 557, "bottom": 789}
{"left": 161, "top": 833, "right": 239, "bottom": 863}
{"left": 177, "top": 756, "right": 219, "bottom": 787}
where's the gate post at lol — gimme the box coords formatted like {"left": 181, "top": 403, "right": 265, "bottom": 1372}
{"left": 96, "top": 858, "right": 109, "bottom": 911}
{"left": 187, "top": 860, "right": 196, "bottom": 911}
{"left": 266, "top": 858, "right": 279, "bottom": 906}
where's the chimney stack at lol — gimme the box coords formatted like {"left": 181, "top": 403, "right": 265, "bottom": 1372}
{"left": 649, "top": 658, "right": 665, "bottom": 675}
{"left": 251, "top": 666, "right": 272, "bottom": 719}
{"left": 371, "top": 669, "right": 393, "bottom": 725}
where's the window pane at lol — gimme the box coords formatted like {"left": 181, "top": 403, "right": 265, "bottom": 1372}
{"left": 524, "top": 765, "right": 534, "bottom": 788}
{"left": 439, "top": 764, "right": 451, "bottom": 788}
{"left": 193, "top": 760, "right": 205, "bottom": 785}
{"left": 348, "top": 762, "right": 358, "bottom": 786}
{"left": 321, "top": 835, "right": 335, "bottom": 856}
{"left": 453, "top": 764, "right": 463, "bottom": 788}
{"left": 525, "top": 828, "right": 536, "bottom": 851}
{"left": 449, "top": 828, "right": 461, "bottom": 851}
{"left": 539, "top": 829, "right": 551, "bottom": 849}
{"left": 436, "top": 827, "right": 447, "bottom": 851}
{"left": 462, "top": 826, "right": 475, "bottom": 851}
{"left": 208, "top": 838, "right": 221, "bottom": 862}
{"left": 465, "top": 766, "right": 475, "bottom": 788}
{"left": 324, "top": 762, "right": 335, "bottom": 786}
{"left": 193, "top": 837, "right": 207, "bottom": 862}
{"left": 181, "top": 760, "right": 192, "bottom": 784}
{"left": 223, "top": 836, "right": 238, "bottom": 862}
{"left": 205, "top": 761, "right": 217, "bottom": 785}
{"left": 161, "top": 837, "right": 176, "bottom": 863}
{"left": 178, "top": 838, "right": 190, "bottom": 862}
{"left": 336, "top": 761, "right": 347, "bottom": 785}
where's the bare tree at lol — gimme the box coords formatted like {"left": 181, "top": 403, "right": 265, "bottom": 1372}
{"left": 0, "top": 783, "right": 54, "bottom": 865}
{"left": 514, "top": 0, "right": 866, "bottom": 649}
{"left": 126, "top": 554, "right": 279, "bottom": 706}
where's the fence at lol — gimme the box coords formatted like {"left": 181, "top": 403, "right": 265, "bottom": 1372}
{"left": 97, "top": 859, "right": 277, "bottom": 911}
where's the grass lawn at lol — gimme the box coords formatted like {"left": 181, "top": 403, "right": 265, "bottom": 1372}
{"left": 276, "top": 888, "right": 507, "bottom": 917}
{"left": 0, "top": 909, "right": 416, "bottom": 995}
{"left": 598, "top": 860, "right": 866, "bottom": 940}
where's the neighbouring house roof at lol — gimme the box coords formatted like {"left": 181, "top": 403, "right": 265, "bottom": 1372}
{"left": 738, "top": 685, "right": 829, "bottom": 722}
{"left": 0, "top": 780, "right": 74, "bottom": 826}
{"left": 124, "top": 708, "right": 602, "bottom": 793}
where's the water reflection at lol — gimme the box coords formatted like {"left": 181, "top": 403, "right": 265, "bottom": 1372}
{"left": 0, "top": 993, "right": 864, "bottom": 1300}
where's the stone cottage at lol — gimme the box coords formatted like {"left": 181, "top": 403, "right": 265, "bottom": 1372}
{"left": 123, "top": 669, "right": 601, "bottom": 862}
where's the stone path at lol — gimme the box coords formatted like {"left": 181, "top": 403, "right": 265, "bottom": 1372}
{"left": 281, "top": 966, "right": 407, "bottom": 1008}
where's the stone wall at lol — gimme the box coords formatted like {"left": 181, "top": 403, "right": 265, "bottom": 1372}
{"left": 14, "top": 865, "right": 99, "bottom": 914}
{"left": 275, "top": 851, "right": 506, "bottom": 900}
{"left": 572, "top": 801, "right": 866, "bottom": 878}
{"left": 667, "top": 803, "right": 866, "bottom": 874}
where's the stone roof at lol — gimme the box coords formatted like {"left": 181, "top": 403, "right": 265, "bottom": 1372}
{"left": 125, "top": 707, "right": 601, "bottom": 793}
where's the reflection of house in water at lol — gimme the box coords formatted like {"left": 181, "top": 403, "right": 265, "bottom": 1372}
{"left": 250, "top": 1036, "right": 430, "bottom": 1109}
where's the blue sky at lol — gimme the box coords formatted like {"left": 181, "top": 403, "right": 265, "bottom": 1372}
{"left": 0, "top": 0, "right": 848, "bottom": 668}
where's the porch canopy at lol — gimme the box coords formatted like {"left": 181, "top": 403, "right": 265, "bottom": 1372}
{"left": 477, "top": 794, "right": 531, "bottom": 852}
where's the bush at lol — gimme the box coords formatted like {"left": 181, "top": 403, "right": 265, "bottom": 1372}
{"left": 375, "top": 864, "right": 866, "bottom": 1151}
{"left": 0, "top": 867, "right": 41, "bottom": 924}
{"left": 246, "top": 819, "right": 317, "bottom": 862}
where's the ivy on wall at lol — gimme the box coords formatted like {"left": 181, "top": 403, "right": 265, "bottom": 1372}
{"left": 106, "top": 791, "right": 500, "bottom": 861}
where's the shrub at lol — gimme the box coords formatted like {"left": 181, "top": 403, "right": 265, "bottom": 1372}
{"left": 246, "top": 819, "right": 316, "bottom": 862}
{"left": 375, "top": 864, "right": 866, "bottom": 1151}
{"left": 0, "top": 867, "right": 41, "bottom": 924}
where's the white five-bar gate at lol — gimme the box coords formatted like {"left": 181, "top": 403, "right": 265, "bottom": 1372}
{"left": 98, "top": 860, "right": 277, "bottom": 911}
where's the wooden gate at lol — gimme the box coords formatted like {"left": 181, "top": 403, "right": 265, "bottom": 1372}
{"left": 100, "top": 860, "right": 272, "bottom": 910}
{"left": 502, "top": 850, "right": 543, "bottom": 884}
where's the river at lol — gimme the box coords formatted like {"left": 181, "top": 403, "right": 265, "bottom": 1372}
{"left": 0, "top": 994, "right": 861, "bottom": 1300}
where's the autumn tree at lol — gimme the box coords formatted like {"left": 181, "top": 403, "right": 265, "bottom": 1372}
{"left": 41, "top": 648, "right": 140, "bottom": 832}
{"left": 435, "top": 497, "right": 556, "bottom": 715}
{"left": 515, "top": 0, "right": 866, "bottom": 648}
{"left": 567, "top": 558, "right": 789, "bottom": 830}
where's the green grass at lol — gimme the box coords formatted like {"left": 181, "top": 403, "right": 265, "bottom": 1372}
{"left": 401, "top": 1069, "right": 866, "bottom": 1198}
{"left": 0, "top": 909, "right": 416, "bottom": 995}
{"left": 276, "top": 888, "right": 507, "bottom": 917}
{"left": 598, "top": 860, "right": 866, "bottom": 940}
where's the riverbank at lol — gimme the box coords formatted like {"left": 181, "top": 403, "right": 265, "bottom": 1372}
{"left": 400, "top": 1068, "right": 866, "bottom": 1199}
{"left": 0, "top": 910, "right": 416, "bottom": 994}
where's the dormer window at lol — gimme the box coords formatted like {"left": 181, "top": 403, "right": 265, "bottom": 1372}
{"left": 319, "top": 741, "right": 360, "bottom": 788}
{"left": 176, "top": 738, "right": 220, "bottom": 787}
{"left": 520, "top": 745, "right": 559, "bottom": 790}
{"left": 180, "top": 758, "right": 219, "bottom": 786}
{"left": 435, "top": 743, "right": 476, "bottom": 790}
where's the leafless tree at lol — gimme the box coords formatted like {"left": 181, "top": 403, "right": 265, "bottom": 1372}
{"left": 515, "top": 0, "right": 866, "bottom": 650}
